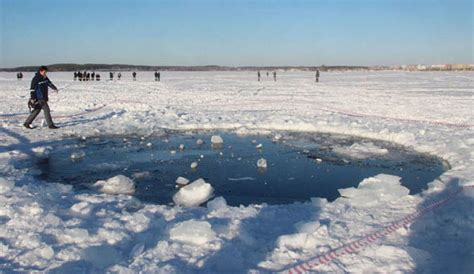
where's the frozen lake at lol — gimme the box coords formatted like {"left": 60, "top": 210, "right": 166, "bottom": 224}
{"left": 0, "top": 71, "right": 472, "bottom": 273}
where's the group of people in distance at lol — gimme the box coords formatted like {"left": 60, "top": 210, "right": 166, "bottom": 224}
{"left": 73, "top": 71, "right": 161, "bottom": 81}
{"left": 257, "top": 71, "right": 277, "bottom": 82}
{"left": 16, "top": 72, "right": 24, "bottom": 80}
{"left": 257, "top": 69, "right": 320, "bottom": 82}
{"left": 74, "top": 71, "right": 100, "bottom": 81}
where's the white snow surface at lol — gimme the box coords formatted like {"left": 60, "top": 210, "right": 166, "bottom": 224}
{"left": 0, "top": 71, "right": 473, "bottom": 273}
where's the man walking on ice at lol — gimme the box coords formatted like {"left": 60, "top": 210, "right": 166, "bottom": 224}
{"left": 24, "top": 66, "right": 60, "bottom": 129}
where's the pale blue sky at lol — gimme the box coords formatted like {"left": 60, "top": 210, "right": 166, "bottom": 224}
{"left": 0, "top": 0, "right": 472, "bottom": 67}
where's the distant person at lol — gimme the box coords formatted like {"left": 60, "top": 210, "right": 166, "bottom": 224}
{"left": 73, "top": 72, "right": 77, "bottom": 81}
{"left": 96, "top": 74, "right": 101, "bottom": 81}
{"left": 117, "top": 72, "right": 122, "bottom": 80}
{"left": 132, "top": 71, "right": 137, "bottom": 81}
{"left": 109, "top": 72, "right": 114, "bottom": 81}
{"left": 266, "top": 71, "right": 269, "bottom": 77}
{"left": 257, "top": 71, "right": 261, "bottom": 82}
{"left": 86, "top": 72, "right": 91, "bottom": 81}
{"left": 154, "top": 71, "right": 160, "bottom": 81}
{"left": 157, "top": 72, "right": 160, "bottom": 81}
{"left": 91, "top": 72, "right": 95, "bottom": 81}
{"left": 273, "top": 71, "right": 277, "bottom": 82}
{"left": 24, "top": 66, "right": 59, "bottom": 129}
{"left": 315, "top": 69, "right": 320, "bottom": 82}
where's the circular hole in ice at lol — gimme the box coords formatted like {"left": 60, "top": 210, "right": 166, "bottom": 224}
{"left": 35, "top": 131, "right": 448, "bottom": 206}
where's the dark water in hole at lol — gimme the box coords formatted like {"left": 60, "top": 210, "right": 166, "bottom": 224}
{"left": 36, "top": 132, "right": 448, "bottom": 206}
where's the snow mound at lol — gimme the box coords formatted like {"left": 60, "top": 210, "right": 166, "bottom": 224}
{"left": 173, "top": 178, "right": 214, "bottom": 207}
{"left": 0, "top": 178, "right": 14, "bottom": 194}
{"left": 338, "top": 174, "right": 409, "bottom": 207}
{"left": 94, "top": 175, "right": 135, "bottom": 195}
{"left": 169, "top": 220, "right": 216, "bottom": 245}
{"left": 333, "top": 142, "right": 389, "bottom": 159}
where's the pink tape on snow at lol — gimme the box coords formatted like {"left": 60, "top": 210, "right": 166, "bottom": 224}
{"left": 282, "top": 186, "right": 473, "bottom": 273}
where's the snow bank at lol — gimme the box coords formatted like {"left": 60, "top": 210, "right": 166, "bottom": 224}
{"left": 93, "top": 175, "right": 135, "bottom": 195}
{"left": 173, "top": 178, "right": 214, "bottom": 207}
{"left": 169, "top": 220, "right": 216, "bottom": 245}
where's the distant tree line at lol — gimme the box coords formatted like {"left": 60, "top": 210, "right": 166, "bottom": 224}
{"left": 0, "top": 63, "right": 369, "bottom": 72}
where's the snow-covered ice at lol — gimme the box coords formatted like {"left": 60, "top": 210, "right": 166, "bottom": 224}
{"left": 169, "top": 220, "right": 217, "bottom": 246}
{"left": 0, "top": 71, "right": 473, "bottom": 272}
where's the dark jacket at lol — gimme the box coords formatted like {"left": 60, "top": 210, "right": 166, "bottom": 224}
{"left": 30, "top": 72, "right": 57, "bottom": 101}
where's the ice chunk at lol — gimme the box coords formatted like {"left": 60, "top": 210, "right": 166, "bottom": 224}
{"left": 338, "top": 174, "right": 409, "bottom": 207}
{"left": 32, "top": 146, "right": 51, "bottom": 159}
{"left": 70, "top": 151, "right": 86, "bottom": 161}
{"left": 70, "top": 201, "right": 93, "bottom": 215}
{"left": 211, "top": 135, "right": 224, "bottom": 144}
{"left": 256, "top": 143, "right": 263, "bottom": 149}
{"left": 38, "top": 245, "right": 54, "bottom": 260}
{"left": 207, "top": 196, "right": 227, "bottom": 211}
{"left": 257, "top": 158, "right": 267, "bottom": 169}
{"left": 179, "top": 144, "right": 185, "bottom": 150}
{"left": 173, "top": 178, "right": 214, "bottom": 207}
{"left": 196, "top": 139, "right": 204, "bottom": 145}
{"left": 272, "top": 133, "right": 283, "bottom": 142}
{"left": 0, "top": 178, "right": 14, "bottom": 194}
{"left": 169, "top": 220, "right": 216, "bottom": 245}
{"left": 190, "top": 162, "right": 198, "bottom": 169}
{"left": 94, "top": 175, "right": 135, "bottom": 195}
{"left": 132, "top": 171, "right": 151, "bottom": 179}
{"left": 332, "top": 142, "right": 388, "bottom": 159}
{"left": 176, "top": 176, "right": 190, "bottom": 187}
